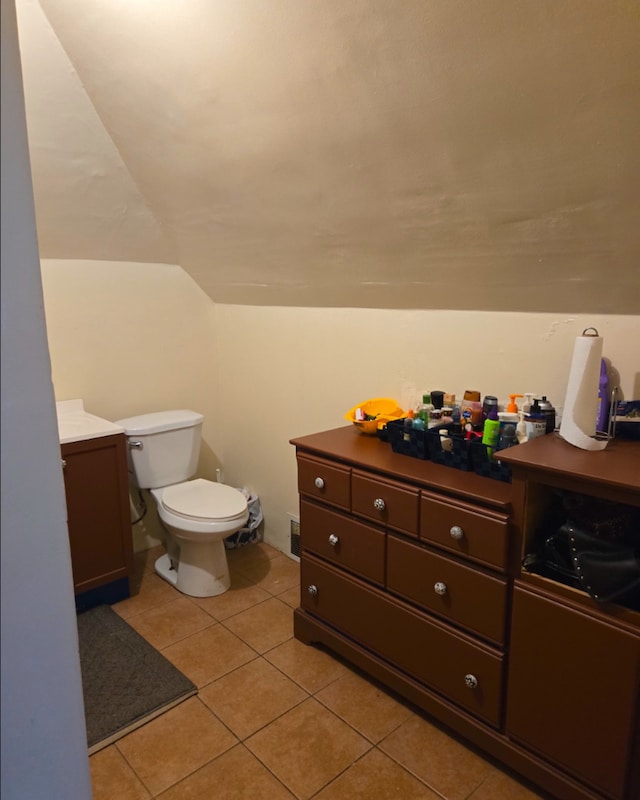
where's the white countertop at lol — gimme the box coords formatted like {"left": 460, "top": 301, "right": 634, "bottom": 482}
{"left": 56, "top": 399, "right": 124, "bottom": 445}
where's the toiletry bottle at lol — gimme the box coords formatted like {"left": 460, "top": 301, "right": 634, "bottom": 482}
{"left": 525, "top": 399, "right": 547, "bottom": 439}
{"left": 441, "top": 406, "right": 454, "bottom": 425}
{"left": 596, "top": 359, "right": 609, "bottom": 432}
{"left": 482, "top": 395, "right": 499, "bottom": 421}
{"left": 498, "top": 411, "right": 519, "bottom": 442}
{"left": 428, "top": 392, "right": 444, "bottom": 427}
{"left": 522, "top": 393, "right": 536, "bottom": 415}
{"left": 450, "top": 406, "right": 463, "bottom": 436}
{"left": 538, "top": 396, "right": 556, "bottom": 434}
{"left": 412, "top": 414, "right": 426, "bottom": 431}
{"left": 497, "top": 423, "right": 518, "bottom": 451}
{"left": 481, "top": 406, "right": 501, "bottom": 458}
{"left": 461, "top": 391, "right": 483, "bottom": 431}
{"left": 403, "top": 412, "right": 414, "bottom": 441}
{"left": 507, "top": 394, "right": 524, "bottom": 414}
{"left": 415, "top": 394, "right": 433, "bottom": 427}
{"left": 516, "top": 411, "right": 528, "bottom": 444}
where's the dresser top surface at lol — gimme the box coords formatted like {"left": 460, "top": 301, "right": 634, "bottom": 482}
{"left": 497, "top": 433, "right": 640, "bottom": 495}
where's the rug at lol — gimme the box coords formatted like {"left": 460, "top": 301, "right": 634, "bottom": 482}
{"left": 76, "top": 604, "right": 197, "bottom": 754}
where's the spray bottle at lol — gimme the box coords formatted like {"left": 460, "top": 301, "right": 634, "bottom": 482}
{"left": 481, "top": 406, "right": 501, "bottom": 459}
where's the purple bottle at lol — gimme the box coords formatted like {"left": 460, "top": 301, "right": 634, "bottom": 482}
{"left": 596, "top": 359, "right": 609, "bottom": 432}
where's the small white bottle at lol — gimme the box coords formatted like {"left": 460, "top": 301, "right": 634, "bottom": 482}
{"left": 516, "top": 411, "right": 528, "bottom": 444}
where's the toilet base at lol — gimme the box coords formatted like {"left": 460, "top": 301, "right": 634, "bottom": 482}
{"left": 154, "top": 554, "right": 178, "bottom": 588}
{"left": 154, "top": 538, "right": 231, "bottom": 598}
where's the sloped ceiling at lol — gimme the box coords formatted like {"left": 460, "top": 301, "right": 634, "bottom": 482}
{"left": 16, "top": 0, "right": 640, "bottom": 312}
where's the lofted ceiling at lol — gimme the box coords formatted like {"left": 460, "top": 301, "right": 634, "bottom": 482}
{"left": 16, "top": 0, "right": 640, "bottom": 312}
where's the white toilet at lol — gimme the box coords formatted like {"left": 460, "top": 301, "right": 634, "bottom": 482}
{"left": 116, "top": 410, "right": 249, "bottom": 598}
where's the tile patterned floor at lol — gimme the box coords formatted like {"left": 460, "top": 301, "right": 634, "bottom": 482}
{"left": 90, "top": 542, "right": 548, "bottom": 799}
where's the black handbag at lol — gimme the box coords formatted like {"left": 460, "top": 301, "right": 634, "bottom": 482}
{"left": 524, "top": 521, "right": 640, "bottom": 610}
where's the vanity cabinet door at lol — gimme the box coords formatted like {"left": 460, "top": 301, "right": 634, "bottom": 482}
{"left": 62, "top": 434, "right": 133, "bottom": 594}
{"left": 507, "top": 584, "right": 640, "bottom": 800}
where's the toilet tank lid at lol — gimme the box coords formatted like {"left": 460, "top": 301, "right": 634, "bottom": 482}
{"left": 115, "top": 410, "right": 204, "bottom": 435}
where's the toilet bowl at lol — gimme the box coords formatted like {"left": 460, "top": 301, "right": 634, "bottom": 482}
{"left": 114, "top": 409, "right": 250, "bottom": 599}
{"left": 150, "top": 479, "right": 249, "bottom": 597}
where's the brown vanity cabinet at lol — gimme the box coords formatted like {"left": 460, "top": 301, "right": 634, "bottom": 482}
{"left": 61, "top": 433, "right": 133, "bottom": 598}
{"left": 291, "top": 426, "right": 640, "bottom": 800}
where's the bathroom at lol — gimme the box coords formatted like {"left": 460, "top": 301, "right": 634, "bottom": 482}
{"left": 3, "top": 1, "right": 640, "bottom": 799}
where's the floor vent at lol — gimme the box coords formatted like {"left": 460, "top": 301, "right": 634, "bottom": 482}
{"left": 289, "top": 514, "right": 301, "bottom": 561}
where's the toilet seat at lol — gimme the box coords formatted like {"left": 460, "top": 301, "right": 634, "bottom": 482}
{"left": 161, "top": 478, "right": 247, "bottom": 523}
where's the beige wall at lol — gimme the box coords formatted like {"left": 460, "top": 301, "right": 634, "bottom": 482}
{"left": 41, "top": 258, "right": 221, "bottom": 550}
{"left": 217, "top": 305, "right": 639, "bottom": 553}
{"left": 41, "top": 260, "right": 640, "bottom": 555}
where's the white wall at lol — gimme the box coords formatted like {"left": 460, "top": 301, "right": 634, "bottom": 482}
{"left": 0, "top": 2, "right": 92, "bottom": 798}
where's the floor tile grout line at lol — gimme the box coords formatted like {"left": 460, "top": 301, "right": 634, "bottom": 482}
{"left": 233, "top": 741, "right": 301, "bottom": 800}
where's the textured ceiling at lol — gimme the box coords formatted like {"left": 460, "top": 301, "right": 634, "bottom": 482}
{"left": 16, "top": 0, "right": 640, "bottom": 312}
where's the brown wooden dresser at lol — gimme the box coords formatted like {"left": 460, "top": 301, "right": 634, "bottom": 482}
{"left": 291, "top": 427, "right": 640, "bottom": 800}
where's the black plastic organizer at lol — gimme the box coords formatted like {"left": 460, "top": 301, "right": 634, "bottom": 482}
{"left": 469, "top": 440, "right": 513, "bottom": 483}
{"left": 386, "top": 418, "right": 430, "bottom": 459}
{"left": 386, "top": 419, "right": 513, "bottom": 482}
{"left": 425, "top": 426, "right": 473, "bottom": 471}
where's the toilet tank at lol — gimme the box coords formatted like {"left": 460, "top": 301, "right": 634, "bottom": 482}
{"left": 115, "top": 410, "right": 204, "bottom": 489}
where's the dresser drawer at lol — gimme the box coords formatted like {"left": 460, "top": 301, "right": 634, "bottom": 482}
{"left": 297, "top": 455, "right": 351, "bottom": 510}
{"left": 420, "top": 493, "right": 509, "bottom": 571}
{"left": 301, "top": 555, "right": 503, "bottom": 727}
{"left": 352, "top": 470, "right": 419, "bottom": 537}
{"left": 387, "top": 535, "right": 507, "bottom": 645}
{"left": 300, "top": 498, "right": 385, "bottom": 585}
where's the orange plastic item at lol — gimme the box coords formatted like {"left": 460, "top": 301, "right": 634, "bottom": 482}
{"left": 507, "top": 394, "right": 524, "bottom": 413}
{"left": 344, "top": 397, "right": 405, "bottom": 434}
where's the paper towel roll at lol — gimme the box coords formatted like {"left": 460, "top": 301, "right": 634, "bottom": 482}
{"left": 559, "top": 330, "right": 608, "bottom": 451}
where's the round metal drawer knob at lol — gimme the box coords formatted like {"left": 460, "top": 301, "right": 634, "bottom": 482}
{"left": 308, "top": 584, "right": 318, "bottom": 597}
{"left": 450, "top": 525, "right": 464, "bottom": 540}
{"left": 314, "top": 477, "right": 325, "bottom": 489}
{"left": 373, "top": 498, "right": 386, "bottom": 511}
{"left": 464, "top": 674, "right": 479, "bottom": 689}
{"left": 328, "top": 534, "right": 339, "bottom": 546}
{"left": 434, "top": 581, "right": 447, "bottom": 596}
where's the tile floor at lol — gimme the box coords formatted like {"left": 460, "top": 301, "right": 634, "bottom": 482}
{"left": 90, "top": 542, "right": 548, "bottom": 799}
